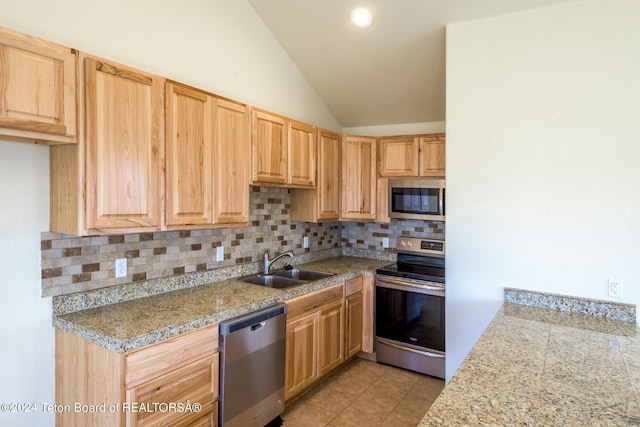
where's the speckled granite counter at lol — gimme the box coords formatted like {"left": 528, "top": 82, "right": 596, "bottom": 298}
{"left": 420, "top": 302, "right": 640, "bottom": 426}
{"left": 53, "top": 256, "right": 391, "bottom": 353}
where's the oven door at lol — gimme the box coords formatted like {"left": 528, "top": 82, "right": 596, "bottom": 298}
{"left": 375, "top": 275, "right": 445, "bottom": 378}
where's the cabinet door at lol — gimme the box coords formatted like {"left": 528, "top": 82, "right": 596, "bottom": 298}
{"left": 345, "top": 293, "right": 363, "bottom": 359}
{"left": 285, "top": 312, "right": 317, "bottom": 401}
{"left": 317, "top": 128, "right": 341, "bottom": 220}
{"left": 341, "top": 135, "right": 376, "bottom": 220}
{"left": 165, "top": 82, "right": 213, "bottom": 227}
{"left": 85, "top": 58, "right": 163, "bottom": 230}
{"left": 125, "top": 354, "right": 217, "bottom": 427}
{"left": 361, "top": 276, "right": 375, "bottom": 354}
{"left": 419, "top": 134, "right": 446, "bottom": 177}
{"left": 213, "top": 98, "right": 250, "bottom": 224}
{"left": 378, "top": 136, "right": 419, "bottom": 176}
{"left": 251, "top": 109, "right": 287, "bottom": 184}
{"left": 0, "top": 26, "right": 77, "bottom": 144}
{"left": 317, "top": 300, "right": 344, "bottom": 378}
{"left": 288, "top": 120, "right": 315, "bottom": 187}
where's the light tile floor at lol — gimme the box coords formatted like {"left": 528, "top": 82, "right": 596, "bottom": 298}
{"left": 282, "top": 358, "right": 445, "bottom": 427}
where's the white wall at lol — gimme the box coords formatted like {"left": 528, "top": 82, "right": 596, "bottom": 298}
{"left": 445, "top": 0, "right": 640, "bottom": 380}
{"left": 0, "top": 0, "right": 340, "bottom": 132}
{"left": 342, "top": 121, "right": 446, "bottom": 137}
{"left": 0, "top": 142, "right": 53, "bottom": 426}
{"left": 0, "top": 1, "right": 339, "bottom": 424}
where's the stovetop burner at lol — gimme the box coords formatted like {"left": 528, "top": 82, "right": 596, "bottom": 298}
{"left": 376, "top": 237, "right": 445, "bottom": 284}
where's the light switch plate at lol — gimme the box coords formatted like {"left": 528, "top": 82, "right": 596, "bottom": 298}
{"left": 303, "top": 236, "right": 309, "bottom": 249}
{"left": 216, "top": 246, "right": 224, "bottom": 262}
{"left": 382, "top": 237, "right": 389, "bottom": 248}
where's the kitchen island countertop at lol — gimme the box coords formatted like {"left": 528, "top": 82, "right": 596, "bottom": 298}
{"left": 419, "top": 302, "right": 640, "bottom": 426}
{"left": 54, "top": 256, "right": 391, "bottom": 353}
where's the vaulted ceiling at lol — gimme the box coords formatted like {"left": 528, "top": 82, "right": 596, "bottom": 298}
{"left": 248, "top": 0, "right": 585, "bottom": 128}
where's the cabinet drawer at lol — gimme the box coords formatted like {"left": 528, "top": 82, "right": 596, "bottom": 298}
{"left": 126, "top": 354, "right": 218, "bottom": 427}
{"left": 345, "top": 277, "right": 363, "bottom": 296}
{"left": 286, "top": 283, "right": 343, "bottom": 321}
{"left": 126, "top": 325, "right": 218, "bottom": 387}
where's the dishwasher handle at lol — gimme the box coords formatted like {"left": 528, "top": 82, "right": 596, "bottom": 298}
{"left": 220, "top": 304, "right": 287, "bottom": 336}
{"left": 251, "top": 321, "right": 267, "bottom": 332}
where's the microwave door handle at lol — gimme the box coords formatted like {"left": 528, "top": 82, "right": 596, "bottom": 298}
{"left": 439, "top": 188, "right": 445, "bottom": 216}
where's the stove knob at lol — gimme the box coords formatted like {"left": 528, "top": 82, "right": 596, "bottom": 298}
{"left": 400, "top": 240, "right": 407, "bottom": 247}
{"left": 407, "top": 241, "right": 413, "bottom": 248}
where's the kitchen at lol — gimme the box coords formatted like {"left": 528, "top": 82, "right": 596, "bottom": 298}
{"left": 1, "top": 0, "right": 639, "bottom": 426}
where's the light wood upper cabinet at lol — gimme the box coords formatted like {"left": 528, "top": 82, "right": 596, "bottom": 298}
{"left": 252, "top": 109, "right": 287, "bottom": 185}
{"left": 165, "top": 82, "right": 213, "bottom": 227}
{"left": 85, "top": 57, "right": 164, "bottom": 231}
{"left": 213, "top": 98, "right": 250, "bottom": 225}
{"left": 379, "top": 133, "right": 446, "bottom": 178}
{"left": 341, "top": 135, "right": 376, "bottom": 221}
{"left": 419, "top": 133, "right": 446, "bottom": 177}
{"left": 251, "top": 108, "right": 316, "bottom": 188}
{"left": 165, "top": 83, "right": 250, "bottom": 229}
{"left": 378, "top": 136, "right": 419, "bottom": 176}
{"left": 50, "top": 55, "right": 164, "bottom": 235}
{"left": 290, "top": 128, "right": 340, "bottom": 222}
{"left": 0, "top": 26, "right": 77, "bottom": 144}
{"left": 288, "top": 119, "right": 316, "bottom": 186}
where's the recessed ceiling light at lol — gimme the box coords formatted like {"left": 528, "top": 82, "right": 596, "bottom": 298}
{"left": 350, "top": 8, "right": 373, "bottom": 28}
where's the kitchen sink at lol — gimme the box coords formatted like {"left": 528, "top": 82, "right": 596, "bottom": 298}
{"left": 273, "top": 269, "right": 333, "bottom": 281}
{"left": 239, "top": 269, "right": 333, "bottom": 289}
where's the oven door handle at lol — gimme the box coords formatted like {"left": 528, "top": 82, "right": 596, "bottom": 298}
{"left": 376, "top": 276, "right": 445, "bottom": 296}
{"left": 377, "top": 338, "right": 445, "bottom": 359}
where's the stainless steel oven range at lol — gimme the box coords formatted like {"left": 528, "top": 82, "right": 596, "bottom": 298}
{"left": 375, "top": 237, "right": 445, "bottom": 379}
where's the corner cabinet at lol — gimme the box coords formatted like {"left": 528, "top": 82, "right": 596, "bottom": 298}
{"left": 56, "top": 325, "right": 219, "bottom": 427}
{"left": 341, "top": 135, "right": 377, "bottom": 221}
{"left": 50, "top": 55, "right": 164, "bottom": 235}
{"left": 0, "top": 26, "right": 77, "bottom": 144}
{"left": 290, "top": 128, "right": 340, "bottom": 222}
{"left": 251, "top": 109, "right": 315, "bottom": 188}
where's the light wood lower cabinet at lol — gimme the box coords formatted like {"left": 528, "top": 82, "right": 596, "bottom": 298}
{"left": 56, "top": 325, "right": 219, "bottom": 427}
{"left": 285, "top": 312, "right": 318, "bottom": 399}
{"left": 344, "top": 277, "right": 364, "bottom": 359}
{"left": 284, "top": 283, "right": 344, "bottom": 401}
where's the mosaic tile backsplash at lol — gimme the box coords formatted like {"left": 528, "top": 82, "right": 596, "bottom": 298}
{"left": 41, "top": 186, "right": 445, "bottom": 297}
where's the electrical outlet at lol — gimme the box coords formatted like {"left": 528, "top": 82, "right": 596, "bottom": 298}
{"left": 608, "top": 279, "right": 622, "bottom": 298}
{"left": 303, "top": 236, "right": 309, "bottom": 249}
{"left": 216, "top": 246, "right": 224, "bottom": 262}
{"left": 115, "top": 258, "right": 127, "bottom": 278}
{"left": 382, "top": 237, "right": 389, "bottom": 248}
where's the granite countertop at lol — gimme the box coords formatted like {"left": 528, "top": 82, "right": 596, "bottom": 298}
{"left": 54, "top": 256, "right": 391, "bottom": 353}
{"left": 420, "top": 302, "right": 640, "bottom": 426}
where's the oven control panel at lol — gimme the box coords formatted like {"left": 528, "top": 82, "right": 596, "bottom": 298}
{"left": 397, "top": 238, "right": 445, "bottom": 255}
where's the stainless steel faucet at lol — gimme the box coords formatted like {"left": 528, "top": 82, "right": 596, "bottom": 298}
{"left": 263, "top": 250, "right": 294, "bottom": 275}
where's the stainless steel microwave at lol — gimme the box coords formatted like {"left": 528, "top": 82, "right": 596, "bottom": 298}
{"left": 388, "top": 179, "right": 445, "bottom": 221}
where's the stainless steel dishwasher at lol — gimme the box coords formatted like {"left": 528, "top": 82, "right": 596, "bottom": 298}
{"left": 219, "top": 303, "right": 287, "bottom": 427}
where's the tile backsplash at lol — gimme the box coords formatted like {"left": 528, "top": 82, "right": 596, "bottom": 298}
{"left": 41, "top": 186, "right": 444, "bottom": 297}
